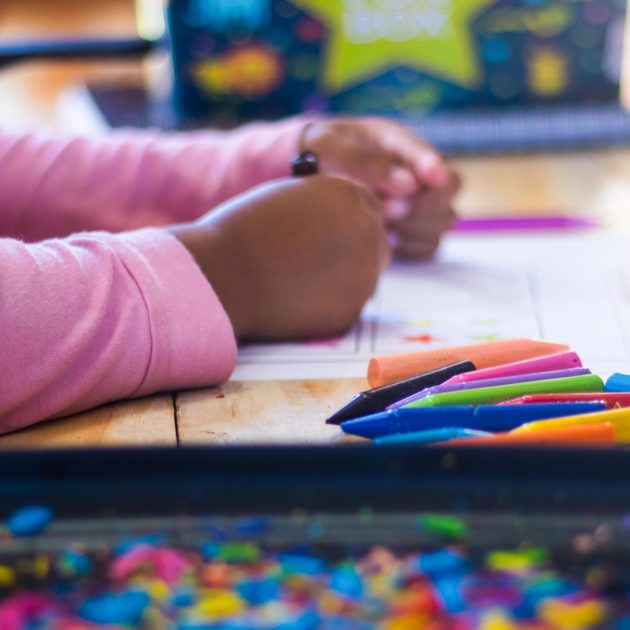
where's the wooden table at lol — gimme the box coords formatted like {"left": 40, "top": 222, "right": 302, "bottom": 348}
{"left": 3, "top": 0, "right": 630, "bottom": 448}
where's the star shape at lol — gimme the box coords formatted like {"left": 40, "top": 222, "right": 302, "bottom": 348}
{"left": 289, "top": 0, "right": 497, "bottom": 91}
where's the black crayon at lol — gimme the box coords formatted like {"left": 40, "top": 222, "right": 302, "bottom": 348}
{"left": 326, "top": 360, "right": 476, "bottom": 425}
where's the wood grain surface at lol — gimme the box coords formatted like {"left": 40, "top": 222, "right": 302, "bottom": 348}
{"left": 176, "top": 379, "right": 368, "bottom": 445}
{"left": 0, "top": 395, "right": 176, "bottom": 448}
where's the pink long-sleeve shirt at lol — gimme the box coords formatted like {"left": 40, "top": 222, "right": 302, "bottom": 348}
{"left": 0, "top": 118, "right": 306, "bottom": 434}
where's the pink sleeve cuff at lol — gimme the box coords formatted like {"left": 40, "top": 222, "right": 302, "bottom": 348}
{"left": 107, "top": 228, "right": 238, "bottom": 394}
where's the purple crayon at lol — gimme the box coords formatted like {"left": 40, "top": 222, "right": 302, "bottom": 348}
{"left": 442, "top": 351, "right": 582, "bottom": 386}
{"left": 387, "top": 367, "right": 591, "bottom": 411}
{"left": 454, "top": 216, "right": 598, "bottom": 231}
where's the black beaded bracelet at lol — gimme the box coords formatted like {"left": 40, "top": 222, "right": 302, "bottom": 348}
{"left": 291, "top": 122, "right": 319, "bottom": 176}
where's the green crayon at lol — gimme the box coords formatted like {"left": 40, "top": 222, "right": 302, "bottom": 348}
{"left": 404, "top": 374, "right": 604, "bottom": 408}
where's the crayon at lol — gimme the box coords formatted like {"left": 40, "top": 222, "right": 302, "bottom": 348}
{"left": 510, "top": 406, "right": 630, "bottom": 442}
{"left": 442, "top": 422, "right": 614, "bottom": 447}
{"left": 341, "top": 402, "right": 606, "bottom": 439}
{"left": 367, "top": 339, "right": 569, "bottom": 388}
{"left": 454, "top": 216, "right": 598, "bottom": 231}
{"left": 442, "top": 351, "right": 582, "bottom": 386}
{"left": 375, "top": 428, "right": 491, "bottom": 446}
{"left": 605, "top": 373, "right": 630, "bottom": 393}
{"left": 325, "top": 361, "right": 475, "bottom": 425}
{"left": 404, "top": 374, "right": 604, "bottom": 409}
{"left": 499, "top": 392, "right": 630, "bottom": 409}
{"left": 344, "top": 407, "right": 474, "bottom": 439}
{"left": 388, "top": 367, "right": 590, "bottom": 410}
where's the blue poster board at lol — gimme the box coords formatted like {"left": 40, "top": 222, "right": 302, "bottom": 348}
{"left": 167, "top": 0, "right": 627, "bottom": 123}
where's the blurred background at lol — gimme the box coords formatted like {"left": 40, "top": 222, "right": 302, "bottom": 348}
{"left": 3, "top": 0, "right": 630, "bottom": 222}
{"left": 0, "top": 0, "right": 140, "bottom": 129}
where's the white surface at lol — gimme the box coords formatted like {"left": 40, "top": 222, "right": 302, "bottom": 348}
{"left": 56, "top": 84, "right": 110, "bottom": 136}
{"left": 233, "top": 230, "right": 630, "bottom": 380}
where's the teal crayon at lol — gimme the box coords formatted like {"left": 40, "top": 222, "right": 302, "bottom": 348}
{"left": 403, "top": 374, "right": 604, "bottom": 408}
{"left": 605, "top": 373, "right": 630, "bottom": 393}
{"left": 375, "top": 428, "right": 491, "bottom": 446}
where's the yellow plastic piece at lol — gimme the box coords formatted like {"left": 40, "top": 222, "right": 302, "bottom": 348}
{"left": 34, "top": 555, "right": 50, "bottom": 580}
{"left": 383, "top": 613, "right": 430, "bottom": 630}
{"left": 486, "top": 549, "right": 546, "bottom": 574}
{"left": 195, "top": 589, "right": 245, "bottom": 619}
{"left": 0, "top": 565, "right": 15, "bottom": 587}
{"left": 480, "top": 609, "right": 519, "bottom": 630}
{"left": 146, "top": 579, "right": 171, "bottom": 602}
{"left": 539, "top": 598, "right": 608, "bottom": 629}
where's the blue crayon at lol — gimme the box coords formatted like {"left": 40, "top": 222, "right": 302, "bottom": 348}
{"left": 341, "top": 402, "right": 606, "bottom": 439}
{"left": 605, "top": 373, "right": 630, "bottom": 392}
{"left": 375, "top": 428, "right": 491, "bottom": 445}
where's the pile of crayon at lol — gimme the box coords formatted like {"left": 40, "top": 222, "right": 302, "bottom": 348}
{"left": 328, "top": 339, "right": 630, "bottom": 447}
{"left": 0, "top": 506, "right": 627, "bottom": 629}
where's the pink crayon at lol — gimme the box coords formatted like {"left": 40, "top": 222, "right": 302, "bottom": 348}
{"left": 440, "top": 351, "right": 582, "bottom": 387}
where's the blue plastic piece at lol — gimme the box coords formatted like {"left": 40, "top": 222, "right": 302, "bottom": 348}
{"left": 232, "top": 516, "right": 270, "bottom": 536}
{"left": 201, "top": 540, "right": 221, "bottom": 560}
{"left": 418, "top": 549, "right": 468, "bottom": 576}
{"left": 6, "top": 505, "right": 53, "bottom": 536}
{"left": 204, "top": 521, "right": 229, "bottom": 541}
{"left": 237, "top": 577, "right": 279, "bottom": 605}
{"left": 314, "top": 618, "right": 374, "bottom": 630}
{"left": 276, "top": 611, "right": 321, "bottom": 630}
{"left": 280, "top": 553, "right": 325, "bottom": 576}
{"left": 60, "top": 548, "right": 92, "bottom": 576}
{"left": 330, "top": 567, "right": 364, "bottom": 598}
{"left": 79, "top": 590, "right": 150, "bottom": 625}
{"left": 172, "top": 587, "right": 196, "bottom": 608}
{"left": 434, "top": 575, "right": 467, "bottom": 613}
{"left": 115, "top": 533, "right": 165, "bottom": 555}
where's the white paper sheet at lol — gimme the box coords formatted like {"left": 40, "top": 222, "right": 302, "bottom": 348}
{"left": 233, "top": 230, "right": 630, "bottom": 380}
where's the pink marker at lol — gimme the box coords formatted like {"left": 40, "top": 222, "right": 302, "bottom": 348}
{"left": 440, "top": 351, "right": 582, "bottom": 386}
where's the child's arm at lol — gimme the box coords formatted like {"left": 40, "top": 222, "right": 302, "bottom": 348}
{"left": 0, "top": 174, "right": 388, "bottom": 433}
{"left": 0, "top": 228, "right": 237, "bottom": 434}
{"left": 0, "top": 117, "right": 458, "bottom": 258}
{"left": 0, "top": 117, "right": 306, "bottom": 241}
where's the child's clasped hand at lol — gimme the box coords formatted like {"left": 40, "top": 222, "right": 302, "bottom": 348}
{"left": 301, "top": 117, "right": 460, "bottom": 259}
{"left": 170, "top": 117, "right": 460, "bottom": 340}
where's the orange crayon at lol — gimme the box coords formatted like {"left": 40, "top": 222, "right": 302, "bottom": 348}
{"left": 441, "top": 422, "right": 614, "bottom": 447}
{"left": 367, "top": 339, "right": 569, "bottom": 388}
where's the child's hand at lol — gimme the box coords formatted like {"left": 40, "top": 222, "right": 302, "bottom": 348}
{"left": 169, "top": 175, "right": 390, "bottom": 340}
{"left": 304, "top": 117, "right": 459, "bottom": 259}
{"left": 383, "top": 170, "right": 460, "bottom": 259}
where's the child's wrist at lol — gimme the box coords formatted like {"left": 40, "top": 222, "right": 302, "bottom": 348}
{"left": 295, "top": 119, "right": 345, "bottom": 175}
{"left": 166, "top": 223, "right": 252, "bottom": 339}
